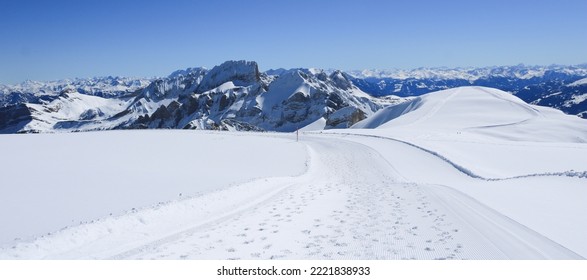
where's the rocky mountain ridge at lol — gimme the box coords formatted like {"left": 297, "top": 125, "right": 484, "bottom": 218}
{"left": 0, "top": 61, "right": 397, "bottom": 133}
{"left": 1, "top": 62, "right": 586, "bottom": 133}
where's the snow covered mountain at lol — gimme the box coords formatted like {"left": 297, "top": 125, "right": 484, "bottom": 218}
{"left": 0, "top": 61, "right": 397, "bottom": 133}
{"left": 347, "top": 64, "right": 587, "bottom": 118}
{"left": 524, "top": 77, "right": 587, "bottom": 118}
{"left": 2, "top": 62, "right": 586, "bottom": 134}
{"left": 348, "top": 64, "right": 587, "bottom": 81}
{"left": 131, "top": 62, "right": 393, "bottom": 132}
{"left": 0, "top": 76, "right": 152, "bottom": 107}
{"left": 352, "top": 86, "right": 587, "bottom": 143}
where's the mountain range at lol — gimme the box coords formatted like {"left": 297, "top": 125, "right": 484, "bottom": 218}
{"left": 347, "top": 64, "right": 587, "bottom": 118}
{"left": 1, "top": 61, "right": 586, "bottom": 133}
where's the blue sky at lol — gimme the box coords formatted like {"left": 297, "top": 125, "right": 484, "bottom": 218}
{"left": 1, "top": 0, "right": 586, "bottom": 84}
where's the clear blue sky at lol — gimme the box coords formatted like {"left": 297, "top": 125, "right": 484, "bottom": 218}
{"left": 1, "top": 0, "right": 586, "bottom": 84}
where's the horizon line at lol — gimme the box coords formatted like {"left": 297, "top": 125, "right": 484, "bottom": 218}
{"left": 2, "top": 61, "right": 587, "bottom": 86}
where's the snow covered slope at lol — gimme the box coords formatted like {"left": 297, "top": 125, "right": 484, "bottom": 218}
{"left": 342, "top": 86, "right": 587, "bottom": 257}
{"left": 0, "top": 130, "right": 307, "bottom": 248}
{"left": 3, "top": 91, "right": 132, "bottom": 133}
{"left": 353, "top": 86, "right": 587, "bottom": 142}
{"left": 1, "top": 86, "right": 585, "bottom": 260}
{"left": 1, "top": 129, "right": 584, "bottom": 260}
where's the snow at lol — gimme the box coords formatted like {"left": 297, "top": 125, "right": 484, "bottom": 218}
{"left": 1, "top": 86, "right": 586, "bottom": 260}
{"left": 299, "top": 117, "right": 326, "bottom": 131}
{"left": 347, "top": 65, "right": 587, "bottom": 81}
{"left": 568, "top": 77, "right": 587, "bottom": 87}
{"left": 167, "top": 67, "right": 207, "bottom": 79}
{"left": 212, "top": 81, "right": 237, "bottom": 92}
{"left": 0, "top": 76, "right": 152, "bottom": 101}
{"left": 0, "top": 130, "right": 306, "bottom": 247}
{"left": 20, "top": 92, "right": 132, "bottom": 132}
{"left": 336, "top": 134, "right": 586, "bottom": 258}
{"left": 257, "top": 70, "right": 308, "bottom": 110}
{"left": 197, "top": 60, "right": 259, "bottom": 92}
{"left": 353, "top": 87, "right": 587, "bottom": 142}
{"left": 565, "top": 93, "right": 587, "bottom": 106}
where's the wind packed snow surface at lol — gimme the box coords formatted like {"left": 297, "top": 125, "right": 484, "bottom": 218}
{"left": 1, "top": 86, "right": 586, "bottom": 260}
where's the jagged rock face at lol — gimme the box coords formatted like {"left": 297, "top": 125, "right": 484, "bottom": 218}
{"left": 246, "top": 69, "right": 384, "bottom": 131}
{"left": 330, "top": 71, "right": 353, "bottom": 90}
{"left": 0, "top": 60, "right": 394, "bottom": 133}
{"left": 196, "top": 60, "right": 260, "bottom": 93}
{"left": 126, "top": 67, "right": 207, "bottom": 114}
{"left": 0, "top": 104, "right": 34, "bottom": 133}
{"left": 128, "top": 62, "right": 387, "bottom": 132}
{"left": 79, "top": 108, "right": 105, "bottom": 120}
{"left": 325, "top": 106, "right": 367, "bottom": 129}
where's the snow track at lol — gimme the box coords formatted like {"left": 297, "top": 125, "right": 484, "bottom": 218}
{"left": 117, "top": 135, "right": 581, "bottom": 260}
{"left": 324, "top": 132, "right": 587, "bottom": 181}
{"left": 421, "top": 184, "right": 582, "bottom": 259}
{"left": 1, "top": 133, "right": 583, "bottom": 260}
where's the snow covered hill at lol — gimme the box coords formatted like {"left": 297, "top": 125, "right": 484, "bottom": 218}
{"left": 1, "top": 86, "right": 585, "bottom": 260}
{"left": 352, "top": 86, "right": 587, "bottom": 142}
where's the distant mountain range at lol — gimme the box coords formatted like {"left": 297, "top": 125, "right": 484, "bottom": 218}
{"left": 0, "top": 61, "right": 586, "bottom": 133}
{"left": 346, "top": 64, "right": 587, "bottom": 118}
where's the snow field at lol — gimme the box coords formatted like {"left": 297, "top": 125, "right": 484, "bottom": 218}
{"left": 0, "top": 130, "right": 307, "bottom": 247}
{"left": 2, "top": 133, "right": 583, "bottom": 259}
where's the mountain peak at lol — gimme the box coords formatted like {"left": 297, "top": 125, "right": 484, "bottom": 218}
{"left": 329, "top": 70, "right": 353, "bottom": 90}
{"left": 167, "top": 67, "right": 207, "bottom": 79}
{"left": 197, "top": 60, "right": 260, "bottom": 93}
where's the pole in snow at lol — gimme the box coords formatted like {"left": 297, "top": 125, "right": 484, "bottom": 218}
{"left": 296, "top": 127, "right": 299, "bottom": 142}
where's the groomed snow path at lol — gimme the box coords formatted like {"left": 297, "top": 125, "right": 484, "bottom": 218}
{"left": 112, "top": 135, "right": 582, "bottom": 260}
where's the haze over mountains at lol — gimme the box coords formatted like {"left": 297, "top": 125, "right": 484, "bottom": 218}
{"left": 1, "top": 61, "right": 586, "bottom": 134}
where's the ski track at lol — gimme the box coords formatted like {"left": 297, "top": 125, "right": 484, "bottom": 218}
{"left": 105, "top": 134, "right": 581, "bottom": 260}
